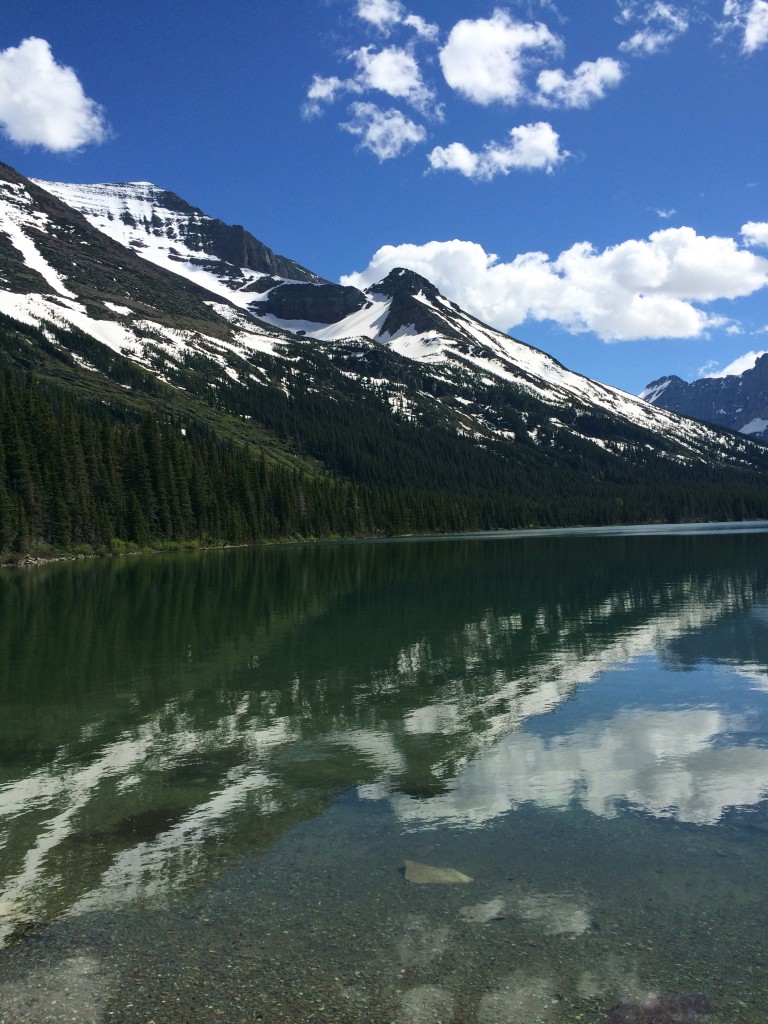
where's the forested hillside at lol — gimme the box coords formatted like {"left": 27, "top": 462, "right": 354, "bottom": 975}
{"left": 3, "top": 312, "right": 768, "bottom": 562}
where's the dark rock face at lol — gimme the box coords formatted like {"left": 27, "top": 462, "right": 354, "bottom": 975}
{"left": 598, "top": 994, "right": 714, "bottom": 1024}
{"left": 122, "top": 184, "right": 323, "bottom": 284}
{"left": 184, "top": 215, "right": 321, "bottom": 283}
{"left": 254, "top": 282, "right": 368, "bottom": 324}
{"left": 370, "top": 268, "right": 464, "bottom": 340}
{"left": 372, "top": 268, "right": 441, "bottom": 301}
{"left": 643, "top": 355, "right": 768, "bottom": 441}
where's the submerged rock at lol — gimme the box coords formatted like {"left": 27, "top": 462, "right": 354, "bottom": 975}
{"left": 458, "top": 897, "right": 506, "bottom": 923}
{"left": 403, "top": 859, "right": 473, "bottom": 884}
{"left": 598, "top": 994, "right": 714, "bottom": 1023}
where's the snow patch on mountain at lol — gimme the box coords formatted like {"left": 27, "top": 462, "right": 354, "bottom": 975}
{"left": 741, "top": 418, "right": 768, "bottom": 435}
{"left": 0, "top": 179, "right": 76, "bottom": 299}
{"left": 32, "top": 179, "right": 314, "bottom": 307}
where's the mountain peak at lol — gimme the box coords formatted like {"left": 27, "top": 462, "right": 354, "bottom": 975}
{"left": 33, "top": 178, "right": 323, "bottom": 287}
{"left": 643, "top": 360, "right": 768, "bottom": 442}
{"left": 371, "top": 267, "right": 440, "bottom": 300}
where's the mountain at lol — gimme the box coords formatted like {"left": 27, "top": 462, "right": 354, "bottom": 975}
{"left": 641, "top": 356, "right": 768, "bottom": 443}
{"left": 19, "top": 171, "right": 768, "bottom": 463}
{"left": 2, "top": 159, "right": 768, "bottom": 556}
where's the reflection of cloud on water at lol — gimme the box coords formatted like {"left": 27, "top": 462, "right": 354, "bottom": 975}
{"left": 733, "top": 663, "right": 768, "bottom": 691}
{"left": 388, "top": 708, "right": 768, "bottom": 828}
{"left": 1, "top": 572, "right": 764, "bottom": 945}
{"left": 459, "top": 891, "right": 591, "bottom": 935}
{"left": 396, "top": 591, "right": 743, "bottom": 760}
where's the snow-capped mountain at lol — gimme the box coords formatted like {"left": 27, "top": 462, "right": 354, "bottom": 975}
{"left": 2, "top": 161, "right": 767, "bottom": 480}
{"left": 642, "top": 356, "right": 768, "bottom": 443}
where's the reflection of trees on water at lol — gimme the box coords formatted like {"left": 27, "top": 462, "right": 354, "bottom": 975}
{"left": 1, "top": 530, "right": 767, "bottom": 941}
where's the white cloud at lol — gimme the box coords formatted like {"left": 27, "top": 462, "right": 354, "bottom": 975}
{"left": 304, "top": 44, "right": 438, "bottom": 118}
{"left": 342, "top": 226, "right": 768, "bottom": 341}
{"left": 655, "top": 208, "right": 677, "bottom": 219}
{"left": 357, "top": 0, "right": 403, "bottom": 31}
{"left": 0, "top": 37, "right": 107, "bottom": 152}
{"left": 356, "top": 0, "right": 438, "bottom": 39}
{"left": 303, "top": 74, "right": 357, "bottom": 118}
{"left": 742, "top": 221, "right": 768, "bottom": 246}
{"left": 428, "top": 122, "right": 569, "bottom": 180}
{"left": 704, "top": 349, "right": 768, "bottom": 376}
{"left": 619, "top": 2, "right": 689, "bottom": 54}
{"left": 403, "top": 15, "right": 439, "bottom": 42}
{"left": 744, "top": 0, "right": 768, "bottom": 50}
{"left": 535, "top": 57, "right": 624, "bottom": 108}
{"left": 351, "top": 45, "right": 435, "bottom": 112}
{"left": 341, "top": 101, "right": 426, "bottom": 159}
{"left": 439, "top": 10, "right": 562, "bottom": 105}
{"left": 722, "top": 0, "right": 768, "bottom": 52}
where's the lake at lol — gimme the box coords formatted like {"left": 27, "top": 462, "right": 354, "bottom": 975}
{"left": 1, "top": 524, "right": 768, "bottom": 1023}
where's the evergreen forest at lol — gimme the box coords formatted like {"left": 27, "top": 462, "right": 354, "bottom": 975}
{"left": 2, "top": 313, "right": 768, "bottom": 562}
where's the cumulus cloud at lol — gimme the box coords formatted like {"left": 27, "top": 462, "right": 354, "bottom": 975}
{"left": 351, "top": 45, "right": 435, "bottom": 112}
{"left": 356, "top": 0, "right": 438, "bottom": 39}
{"left": 303, "top": 44, "right": 438, "bottom": 118}
{"left": 618, "top": 2, "right": 690, "bottom": 54}
{"left": 389, "top": 707, "right": 768, "bottom": 828}
{"left": 722, "top": 0, "right": 768, "bottom": 52}
{"left": 341, "top": 101, "right": 426, "bottom": 159}
{"left": 535, "top": 57, "right": 624, "bottom": 108}
{"left": 0, "top": 37, "right": 107, "bottom": 152}
{"left": 342, "top": 226, "right": 768, "bottom": 341}
{"left": 742, "top": 221, "right": 768, "bottom": 246}
{"left": 439, "top": 10, "right": 562, "bottom": 105}
{"left": 428, "top": 121, "right": 569, "bottom": 179}
{"left": 704, "top": 349, "right": 768, "bottom": 376}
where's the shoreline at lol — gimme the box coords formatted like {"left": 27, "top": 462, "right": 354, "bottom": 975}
{"left": 3, "top": 517, "right": 768, "bottom": 571}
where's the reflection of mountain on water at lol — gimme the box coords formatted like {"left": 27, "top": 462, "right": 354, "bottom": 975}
{"left": 1, "top": 530, "right": 767, "bottom": 940}
{"left": 658, "top": 599, "right": 768, "bottom": 679}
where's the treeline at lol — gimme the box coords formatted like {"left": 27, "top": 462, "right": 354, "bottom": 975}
{"left": 0, "top": 362, "right": 525, "bottom": 555}
{"left": 2, "top": 335, "right": 768, "bottom": 558}
{"left": 0, "top": 364, "right": 401, "bottom": 553}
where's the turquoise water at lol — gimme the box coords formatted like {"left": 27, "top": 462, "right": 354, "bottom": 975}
{"left": 1, "top": 524, "right": 768, "bottom": 1022}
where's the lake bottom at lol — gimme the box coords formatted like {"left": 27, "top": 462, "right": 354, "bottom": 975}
{"left": 2, "top": 791, "right": 767, "bottom": 1024}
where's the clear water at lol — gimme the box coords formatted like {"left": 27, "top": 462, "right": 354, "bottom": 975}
{"left": 1, "top": 524, "right": 768, "bottom": 1023}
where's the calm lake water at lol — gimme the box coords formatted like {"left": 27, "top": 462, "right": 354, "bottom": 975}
{"left": 2, "top": 524, "right": 768, "bottom": 1024}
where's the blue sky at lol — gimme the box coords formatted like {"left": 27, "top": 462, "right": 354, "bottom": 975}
{"left": 1, "top": 0, "right": 767, "bottom": 395}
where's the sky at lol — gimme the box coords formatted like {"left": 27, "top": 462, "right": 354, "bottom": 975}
{"left": 0, "top": 0, "right": 767, "bottom": 396}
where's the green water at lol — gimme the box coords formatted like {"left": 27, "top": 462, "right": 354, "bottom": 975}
{"left": 1, "top": 525, "right": 768, "bottom": 1023}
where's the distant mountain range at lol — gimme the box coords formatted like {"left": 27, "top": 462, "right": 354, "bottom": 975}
{"left": 1, "top": 158, "right": 767, "bottom": 554}
{"left": 642, "top": 356, "right": 768, "bottom": 443}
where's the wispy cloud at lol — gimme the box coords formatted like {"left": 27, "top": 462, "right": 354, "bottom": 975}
{"left": 341, "top": 102, "right": 426, "bottom": 159}
{"left": 618, "top": 2, "right": 690, "bottom": 55}
{"left": 721, "top": 0, "right": 768, "bottom": 53}
{"left": 0, "top": 37, "right": 107, "bottom": 152}
{"left": 356, "top": 0, "right": 438, "bottom": 40}
{"left": 428, "top": 122, "right": 569, "bottom": 180}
